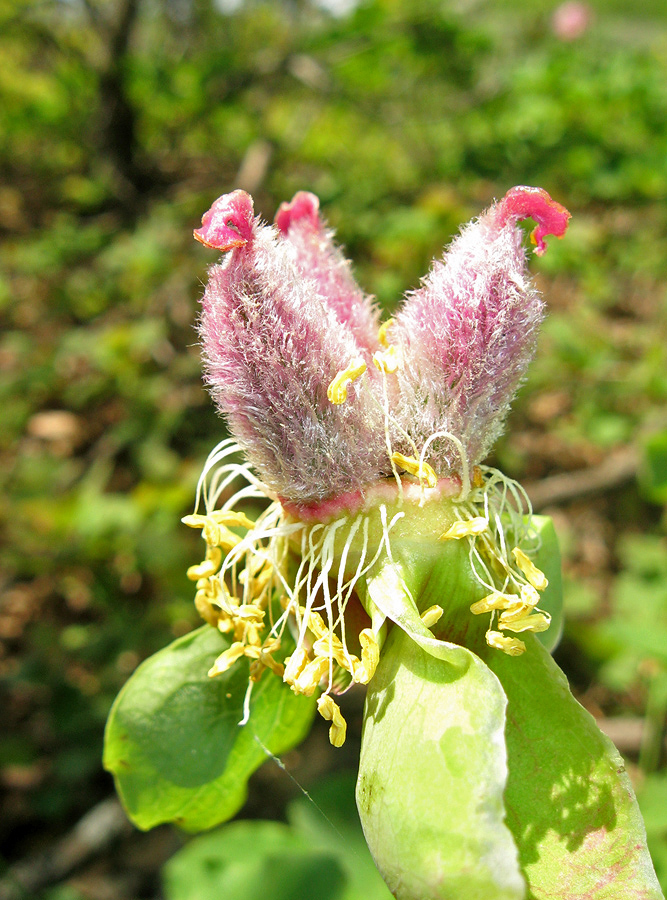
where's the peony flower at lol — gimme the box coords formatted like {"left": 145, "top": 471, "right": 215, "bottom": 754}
{"left": 186, "top": 186, "right": 571, "bottom": 718}
{"left": 105, "top": 185, "right": 663, "bottom": 900}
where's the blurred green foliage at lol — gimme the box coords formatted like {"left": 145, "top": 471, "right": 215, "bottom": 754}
{"left": 163, "top": 771, "right": 392, "bottom": 900}
{"left": 2, "top": 0, "right": 667, "bottom": 893}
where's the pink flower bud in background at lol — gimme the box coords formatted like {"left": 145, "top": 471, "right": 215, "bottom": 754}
{"left": 196, "top": 190, "right": 387, "bottom": 502}
{"left": 390, "top": 186, "right": 570, "bottom": 475}
{"left": 275, "top": 191, "right": 381, "bottom": 354}
{"left": 551, "top": 1, "right": 592, "bottom": 41}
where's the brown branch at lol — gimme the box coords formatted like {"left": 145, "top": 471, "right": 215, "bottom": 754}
{"left": 0, "top": 798, "right": 130, "bottom": 900}
{"left": 523, "top": 445, "right": 639, "bottom": 511}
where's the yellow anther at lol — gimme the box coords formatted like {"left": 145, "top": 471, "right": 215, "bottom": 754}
{"left": 420, "top": 605, "right": 444, "bottom": 628}
{"left": 237, "top": 621, "right": 263, "bottom": 647}
{"left": 378, "top": 318, "right": 394, "bottom": 348}
{"left": 261, "top": 637, "right": 281, "bottom": 656}
{"left": 181, "top": 514, "right": 209, "bottom": 529}
{"left": 313, "top": 633, "right": 347, "bottom": 668}
{"left": 439, "top": 517, "right": 489, "bottom": 541}
{"left": 472, "top": 466, "right": 484, "bottom": 488}
{"left": 186, "top": 559, "right": 220, "bottom": 581}
{"left": 208, "top": 641, "right": 247, "bottom": 677}
{"left": 251, "top": 563, "right": 274, "bottom": 594}
{"left": 216, "top": 525, "right": 243, "bottom": 551}
{"left": 294, "top": 656, "right": 330, "bottom": 696}
{"left": 512, "top": 548, "right": 549, "bottom": 591}
{"left": 499, "top": 611, "right": 551, "bottom": 634}
{"left": 182, "top": 514, "right": 244, "bottom": 550}
{"left": 187, "top": 551, "right": 221, "bottom": 581}
{"left": 470, "top": 592, "right": 520, "bottom": 615}
{"left": 486, "top": 630, "right": 526, "bottom": 656}
{"left": 195, "top": 575, "right": 217, "bottom": 594}
{"left": 520, "top": 583, "right": 541, "bottom": 609}
{"left": 257, "top": 640, "right": 285, "bottom": 677}
{"left": 194, "top": 591, "right": 222, "bottom": 627}
{"left": 494, "top": 602, "right": 530, "bottom": 624}
{"left": 235, "top": 604, "right": 265, "bottom": 624}
{"left": 317, "top": 694, "right": 347, "bottom": 747}
{"left": 283, "top": 647, "right": 309, "bottom": 686}
{"left": 209, "top": 509, "right": 256, "bottom": 530}
{"left": 391, "top": 452, "right": 438, "bottom": 488}
{"left": 217, "top": 617, "right": 234, "bottom": 634}
{"left": 327, "top": 357, "right": 367, "bottom": 404}
{"left": 306, "top": 609, "right": 328, "bottom": 640}
{"left": 373, "top": 345, "right": 400, "bottom": 374}
{"left": 353, "top": 629, "right": 380, "bottom": 683}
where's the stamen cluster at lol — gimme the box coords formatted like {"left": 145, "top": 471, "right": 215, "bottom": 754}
{"left": 183, "top": 439, "right": 550, "bottom": 745}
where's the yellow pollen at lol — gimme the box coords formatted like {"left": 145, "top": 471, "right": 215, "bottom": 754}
{"left": 391, "top": 452, "right": 438, "bottom": 488}
{"left": 486, "top": 631, "right": 526, "bottom": 656}
{"left": 420, "top": 605, "right": 444, "bottom": 628}
{"left": 439, "top": 517, "right": 488, "bottom": 541}
{"left": 471, "top": 466, "right": 485, "bottom": 488}
{"left": 317, "top": 694, "right": 347, "bottom": 747}
{"left": 327, "top": 356, "right": 367, "bottom": 404}
{"left": 378, "top": 318, "right": 394, "bottom": 348}
{"left": 512, "top": 548, "right": 549, "bottom": 591}
{"left": 373, "top": 345, "right": 400, "bottom": 374}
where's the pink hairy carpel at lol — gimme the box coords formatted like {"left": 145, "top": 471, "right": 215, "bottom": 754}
{"left": 389, "top": 185, "right": 571, "bottom": 475}
{"left": 274, "top": 191, "right": 381, "bottom": 353}
{"left": 196, "top": 190, "right": 389, "bottom": 503}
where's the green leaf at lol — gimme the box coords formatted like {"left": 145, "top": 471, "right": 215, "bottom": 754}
{"left": 163, "top": 772, "right": 393, "bottom": 900}
{"left": 357, "top": 624, "right": 525, "bottom": 900}
{"left": 530, "top": 515, "right": 564, "bottom": 652}
{"left": 637, "top": 773, "right": 667, "bottom": 892}
{"left": 286, "top": 771, "right": 394, "bottom": 900}
{"left": 103, "top": 626, "right": 316, "bottom": 831}
{"left": 163, "top": 819, "right": 345, "bottom": 900}
{"left": 482, "top": 635, "right": 664, "bottom": 899}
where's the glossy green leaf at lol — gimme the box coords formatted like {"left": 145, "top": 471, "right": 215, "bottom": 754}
{"left": 103, "top": 626, "right": 316, "bottom": 831}
{"left": 357, "top": 624, "right": 525, "bottom": 900}
{"left": 482, "top": 635, "right": 664, "bottom": 900}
